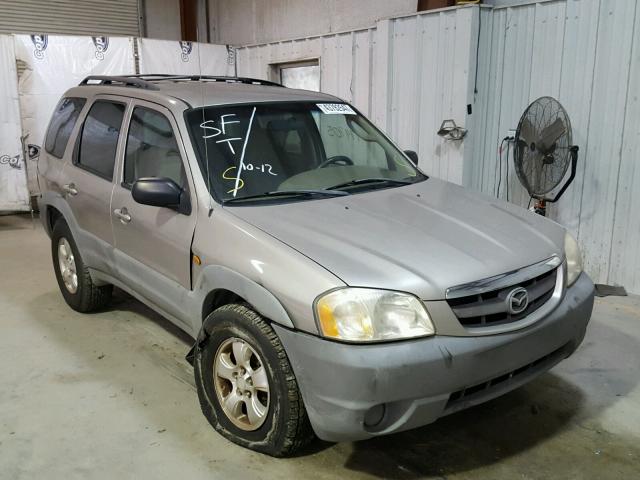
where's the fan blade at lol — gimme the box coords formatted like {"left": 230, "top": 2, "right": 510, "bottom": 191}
{"left": 537, "top": 118, "right": 566, "bottom": 154}
{"left": 518, "top": 118, "right": 536, "bottom": 146}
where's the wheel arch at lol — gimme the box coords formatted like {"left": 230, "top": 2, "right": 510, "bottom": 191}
{"left": 46, "top": 204, "right": 63, "bottom": 236}
{"left": 195, "top": 266, "right": 295, "bottom": 336}
{"left": 39, "top": 192, "right": 79, "bottom": 238}
{"left": 201, "top": 288, "right": 245, "bottom": 322}
{"left": 187, "top": 269, "right": 295, "bottom": 366}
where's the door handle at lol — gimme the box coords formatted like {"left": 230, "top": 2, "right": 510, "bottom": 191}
{"left": 113, "top": 207, "right": 132, "bottom": 224}
{"left": 62, "top": 183, "right": 78, "bottom": 196}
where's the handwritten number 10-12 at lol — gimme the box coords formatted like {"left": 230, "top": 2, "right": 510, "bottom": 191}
{"left": 242, "top": 163, "right": 276, "bottom": 176}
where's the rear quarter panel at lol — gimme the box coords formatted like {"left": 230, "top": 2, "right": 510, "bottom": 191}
{"left": 37, "top": 90, "right": 92, "bottom": 233}
{"left": 37, "top": 140, "right": 70, "bottom": 236}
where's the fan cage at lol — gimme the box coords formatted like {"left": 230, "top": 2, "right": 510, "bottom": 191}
{"left": 514, "top": 96, "right": 573, "bottom": 197}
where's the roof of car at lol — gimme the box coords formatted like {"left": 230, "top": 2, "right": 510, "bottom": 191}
{"left": 67, "top": 75, "right": 342, "bottom": 109}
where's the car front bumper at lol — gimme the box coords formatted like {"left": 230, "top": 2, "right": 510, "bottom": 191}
{"left": 273, "top": 272, "right": 595, "bottom": 442}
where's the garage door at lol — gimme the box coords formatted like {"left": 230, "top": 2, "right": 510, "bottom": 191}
{"left": 0, "top": 0, "right": 141, "bottom": 36}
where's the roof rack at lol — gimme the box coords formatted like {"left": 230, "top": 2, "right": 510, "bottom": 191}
{"left": 79, "top": 74, "right": 284, "bottom": 90}
{"left": 125, "top": 74, "right": 285, "bottom": 87}
{"left": 78, "top": 75, "right": 160, "bottom": 90}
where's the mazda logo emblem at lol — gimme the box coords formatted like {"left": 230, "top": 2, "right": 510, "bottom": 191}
{"left": 506, "top": 287, "right": 529, "bottom": 315}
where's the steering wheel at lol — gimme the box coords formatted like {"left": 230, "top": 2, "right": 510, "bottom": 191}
{"left": 318, "top": 155, "right": 354, "bottom": 168}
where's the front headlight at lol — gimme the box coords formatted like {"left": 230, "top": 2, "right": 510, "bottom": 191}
{"left": 564, "top": 231, "right": 583, "bottom": 286}
{"left": 315, "top": 288, "right": 435, "bottom": 342}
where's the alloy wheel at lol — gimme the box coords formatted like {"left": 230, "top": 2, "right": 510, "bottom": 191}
{"left": 213, "top": 337, "right": 270, "bottom": 431}
{"left": 57, "top": 237, "right": 78, "bottom": 294}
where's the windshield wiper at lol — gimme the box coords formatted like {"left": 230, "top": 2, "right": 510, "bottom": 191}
{"left": 223, "top": 189, "right": 349, "bottom": 204}
{"left": 325, "top": 177, "right": 413, "bottom": 191}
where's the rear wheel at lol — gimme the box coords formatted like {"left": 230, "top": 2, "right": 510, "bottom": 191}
{"left": 194, "top": 304, "right": 314, "bottom": 456}
{"left": 51, "top": 219, "right": 112, "bottom": 312}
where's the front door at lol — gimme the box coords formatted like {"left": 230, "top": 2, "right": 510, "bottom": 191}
{"left": 111, "top": 100, "right": 197, "bottom": 327}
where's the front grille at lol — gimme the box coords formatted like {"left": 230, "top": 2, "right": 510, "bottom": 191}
{"left": 445, "top": 343, "right": 569, "bottom": 410}
{"left": 447, "top": 267, "right": 557, "bottom": 328}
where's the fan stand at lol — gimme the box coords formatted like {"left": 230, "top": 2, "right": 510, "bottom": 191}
{"left": 532, "top": 146, "right": 579, "bottom": 216}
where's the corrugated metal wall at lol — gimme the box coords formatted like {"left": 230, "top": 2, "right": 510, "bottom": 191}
{"left": 0, "top": 0, "right": 141, "bottom": 36}
{"left": 469, "top": 0, "right": 640, "bottom": 293}
{"left": 236, "top": 6, "right": 477, "bottom": 184}
{"left": 237, "top": 28, "right": 377, "bottom": 115}
{"left": 381, "top": 9, "right": 476, "bottom": 183}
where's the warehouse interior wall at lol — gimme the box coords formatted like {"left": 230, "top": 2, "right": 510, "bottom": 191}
{"left": 143, "top": 0, "right": 182, "bottom": 40}
{"left": 144, "top": 0, "right": 210, "bottom": 42}
{"left": 468, "top": 0, "right": 640, "bottom": 294}
{"left": 483, "top": 0, "right": 537, "bottom": 6}
{"left": 208, "top": 0, "right": 418, "bottom": 45}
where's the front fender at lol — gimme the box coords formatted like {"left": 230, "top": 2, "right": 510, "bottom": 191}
{"left": 191, "top": 265, "right": 295, "bottom": 333}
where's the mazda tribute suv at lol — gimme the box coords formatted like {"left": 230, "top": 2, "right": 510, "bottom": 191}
{"left": 38, "top": 75, "right": 595, "bottom": 456}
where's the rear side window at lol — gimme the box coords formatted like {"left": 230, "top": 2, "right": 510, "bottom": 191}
{"left": 44, "top": 97, "right": 86, "bottom": 158}
{"left": 76, "top": 100, "right": 126, "bottom": 180}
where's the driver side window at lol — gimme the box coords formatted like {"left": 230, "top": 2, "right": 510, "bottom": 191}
{"left": 124, "top": 107, "right": 186, "bottom": 189}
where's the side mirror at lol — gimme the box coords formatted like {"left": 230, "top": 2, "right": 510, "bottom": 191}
{"left": 131, "top": 177, "right": 191, "bottom": 215}
{"left": 404, "top": 150, "right": 419, "bottom": 165}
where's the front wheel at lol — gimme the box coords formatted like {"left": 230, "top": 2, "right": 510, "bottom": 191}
{"left": 194, "top": 304, "right": 314, "bottom": 456}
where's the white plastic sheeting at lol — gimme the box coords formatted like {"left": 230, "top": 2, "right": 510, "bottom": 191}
{"left": 138, "top": 39, "right": 235, "bottom": 76}
{"left": 13, "top": 34, "right": 135, "bottom": 192}
{"left": 0, "top": 34, "right": 29, "bottom": 211}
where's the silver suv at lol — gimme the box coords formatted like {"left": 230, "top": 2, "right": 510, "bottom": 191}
{"left": 38, "top": 75, "right": 595, "bottom": 456}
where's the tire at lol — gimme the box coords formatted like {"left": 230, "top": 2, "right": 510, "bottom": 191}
{"left": 51, "top": 218, "right": 112, "bottom": 312}
{"left": 194, "top": 304, "right": 314, "bottom": 457}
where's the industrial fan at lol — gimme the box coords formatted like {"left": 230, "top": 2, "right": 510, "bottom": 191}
{"left": 514, "top": 96, "right": 579, "bottom": 216}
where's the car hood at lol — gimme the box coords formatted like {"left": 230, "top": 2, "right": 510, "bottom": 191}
{"left": 224, "top": 178, "right": 565, "bottom": 300}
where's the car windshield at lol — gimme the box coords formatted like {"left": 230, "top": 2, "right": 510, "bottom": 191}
{"left": 185, "top": 102, "right": 426, "bottom": 203}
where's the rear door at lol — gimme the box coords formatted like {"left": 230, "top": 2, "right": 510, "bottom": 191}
{"left": 111, "top": 100, "right": 197, "bottom": 325}
{"left": 62, "top": 97, "right": 128, "bottom": 273}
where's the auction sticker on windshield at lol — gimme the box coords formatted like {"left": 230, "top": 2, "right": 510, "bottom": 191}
{"left": 317, "top": 103, "right": 356, "bottom": 115}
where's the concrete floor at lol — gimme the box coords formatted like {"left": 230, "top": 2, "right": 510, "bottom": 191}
{"left": 1, "top": 213, "right": 639, "bottom": 480}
